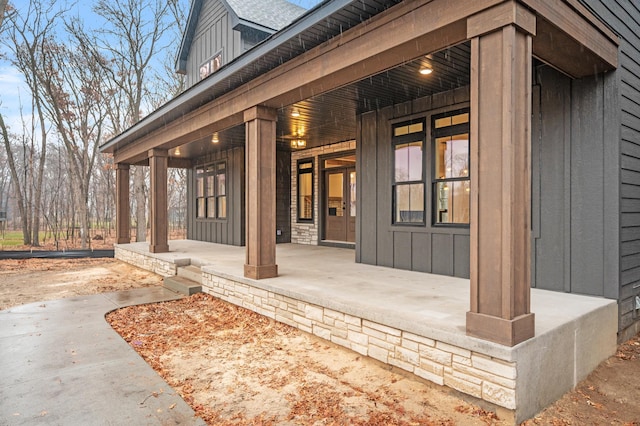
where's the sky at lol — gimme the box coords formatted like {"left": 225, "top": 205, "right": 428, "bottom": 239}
{"left": 0, "top": 0, "right": 324, "bottom": 136}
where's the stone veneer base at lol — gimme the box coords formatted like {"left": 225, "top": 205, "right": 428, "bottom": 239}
{"left": 115, "top": 245, "right": 618, "bottom": 424}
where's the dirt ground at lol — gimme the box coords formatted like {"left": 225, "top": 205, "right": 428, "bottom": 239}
{"left": 0, "top": 258, "right": 161, "bottom": 310}
{"left": 2, "top": 259, "right": 640, "bottom": 425}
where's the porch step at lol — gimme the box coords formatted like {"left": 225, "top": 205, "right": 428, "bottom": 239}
{"left": 177, "top": 265, "right": 203, "bottom": 284}
{"left": 163, "top": 275, "right": 202, "bottom": 295}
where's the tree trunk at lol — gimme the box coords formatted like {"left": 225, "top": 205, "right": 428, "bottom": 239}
{"left": 31, "top": 101, "right": 48, "bottom": 246}
{"left": 0, "top": 113, "right": 31, "bottom": 245}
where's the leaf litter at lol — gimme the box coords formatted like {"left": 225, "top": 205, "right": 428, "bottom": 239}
{"left": 107, "top": 293, "right": 504, "bottom": 425}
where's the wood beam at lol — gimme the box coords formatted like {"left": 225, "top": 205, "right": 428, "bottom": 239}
{"left": 113, "top": 113, "right": 244, "bottom": 165}
{"left": 467, "top": 6, "right": 535, "bottom": 346}
{"left": 110, "top": 0, "right": 617, "bottom": 164}
{"left": 115, "top": 163, "right": 130, "bottom": 244}
{"left": 149, "top": 149, "right": 169, "bottom": 253}
{"left": 112, "top": 0, "right": 499, "bottom": 163}
{"left": 168, "top": 157, "right": 193, "bottom": 169}
{"left": 244, "top": 106, "right": 278, "bottom": 280}
{"left": 523, "top": 0, "right": 618, "bottom": 70}
{"left": 532, "top": 17, "right": 612, "bottom": 79}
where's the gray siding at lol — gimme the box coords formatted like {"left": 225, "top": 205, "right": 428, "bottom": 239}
{"left": 185, "top": 0, "right": 243, "bottom": 88}
{"left": 187, "top": 147, "right": 245, "bottom": 246}
{"left": 357, "top": 87, "right": 471, "bottom": 278}
{"left": 531, "top": 64, "right": 618, "bottom": 298}
{"left": 580, "top": 0, "right": 640, "bottom": 333}
{"left": 276, "top": 149, "right": 291, "bottom": 243}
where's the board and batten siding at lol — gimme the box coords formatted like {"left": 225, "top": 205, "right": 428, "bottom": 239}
{"left": 356, "top": 87, "right": 471, "bottom": 278}
{"left": 187, "top": 147, "right": 245, "bottom": 246}
{"left": 185, "top": 0, "right": 243, "bottom": 88}
{"left": 530, "top": 63, "right": 619, "bottom": 301}
{"left": 578, "top": 0, "right": 640, "bottom": 337}
{"left": 186, "top": 147, "right": 290, "bottom": 246}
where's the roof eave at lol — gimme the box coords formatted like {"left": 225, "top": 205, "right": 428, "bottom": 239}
{"left": 175, "top": 0, "right": 205, "bottom": 74}
{"left": 101, "top": 0, "right": 352, "bottom": 155}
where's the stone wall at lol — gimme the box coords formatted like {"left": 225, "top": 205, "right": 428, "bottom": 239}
{"left": 290, "top": 141, "right": 356, "bottom": 245}
{"left": 115, "top": 246, "right": 178, "bottom": 277}
{"left": 201, "top": 271, "right": 517, "bottom": 410}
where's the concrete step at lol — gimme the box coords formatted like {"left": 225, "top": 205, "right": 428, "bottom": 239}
{"left": 163, "top": 275, "right": 202, "bottom": 295}
{"left": 177, "top": 265, "right": 202, "bottom": 284}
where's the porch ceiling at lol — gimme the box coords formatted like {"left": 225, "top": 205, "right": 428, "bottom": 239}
{"left": 168, "top": 42, "right": 472, "bottom": 159}
{"left": 103, "top": 0, "right": 618, "bottom": 165}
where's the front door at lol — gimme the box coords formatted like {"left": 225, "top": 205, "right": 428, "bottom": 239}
{"left": 324, "top": 166, "right": 356, "bottom": 242}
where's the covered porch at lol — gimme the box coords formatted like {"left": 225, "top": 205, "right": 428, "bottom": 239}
{"left": 101, "top": 0, "right": 621, "bottom": 421}
{"left": 115, "top": 240, "right": 616, "bottom": 422}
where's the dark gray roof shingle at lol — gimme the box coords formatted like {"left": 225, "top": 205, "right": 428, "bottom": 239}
{"left": 226, "top": 0, "right": 306, "bottom": 31}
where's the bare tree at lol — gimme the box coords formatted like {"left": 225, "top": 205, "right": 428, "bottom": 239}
{"left": 80, "top": 0, "right": 175, "bottom": 243}
{"left": 1, "top": 0, "right": 64, "bottom": 245}
{"left": 36, "top": 36, "right": 109, "bottom": 249}
{"left": 0, "top": 0, "right": 9, "bottom": 29}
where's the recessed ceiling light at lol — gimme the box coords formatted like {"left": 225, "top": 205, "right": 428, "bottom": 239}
{"left": 419, "top": 67, "right": 433, "bottom": 75}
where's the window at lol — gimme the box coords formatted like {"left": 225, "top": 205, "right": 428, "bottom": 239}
{"left": 393, "top": 121, "right": 425, "bottom": 224}
{"left": 199, "top": 50, "right": 223, "bottom": 80}
{"left": 297, "top": 160, "right": 313, "bottom": 221}
{"left": 433, "top": 110, "right": 470, "bottom": 225}
{"left": 195, "top": 162, "right": 226, "bottom": 219}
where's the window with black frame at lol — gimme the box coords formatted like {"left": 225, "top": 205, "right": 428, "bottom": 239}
{"left": 297, "top": 160, "right": 313, "bottom": 221}
{"left": 392, "top": 121, "right": 425, "bottom": 224}
{"left": 433, "top": 110, "right": 470, "bottom": 225}
{"left": 195, "top": 162, "right": 226, "bottom": 219}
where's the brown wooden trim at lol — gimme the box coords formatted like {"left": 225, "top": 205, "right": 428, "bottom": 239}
{"left": 523, "top": 0, "right": 618, "bottom": 68}
{"left": 115, "top": 163, "right": 131, "bottom": 244}
{"left": 467, "top": 13, "right": 534, "bottom": 346}
{"left": 168, "top": 157, "right": 193, "bottom": 169}
{"left": 244, "top": 107, "right": 278, "bottom": 279}
{"left": 466, "top": 311, "right": 535, "bottom": 346}
{"left": 244, "top": 264, "right": 278, "bottom": 280}
{"left": 244, "top": 105, "right": 277, "bottom": 122}
{"left": 111, "top": 0, "right": 499, "bottom": 163}
{"left": 114, "top": 114, "right": 244, "bottom": 164}
{"left": 149, "top": 149, "right": 169, "bottom": 253}
{"left": 532, "top": 17, "right": 613, "bottom": 79}
{"left": 467, "top": 1, "right": 536, "bottom": 38}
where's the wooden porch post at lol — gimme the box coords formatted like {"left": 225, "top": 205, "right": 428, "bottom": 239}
{"left": 466, "top": 2, "right": 536, "bottom": 346}
{"left": 148, "top": 149, "right": 169, "bottom": 253}
{"left": 244, "top": 106, "right": 278, "bottom": 279}
{"left": 115, "top": 163, "right": 130, "bottom": 244}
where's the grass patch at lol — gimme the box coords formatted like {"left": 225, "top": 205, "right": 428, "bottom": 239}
{"left": 0, "top": 231, "right": 47, "bottom": 248}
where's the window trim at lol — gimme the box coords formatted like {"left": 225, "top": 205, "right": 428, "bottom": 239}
{"left": 392, "top": 119, "right": 426, "bottom": 226}
{"left": 431, "top": 108, "right": 470, "bottom": 228}
{"left": 194, "top": 160, "right": 227, "bottom": 221}
{"left": 296, "top": 158, "right": 314, "bottom": 223}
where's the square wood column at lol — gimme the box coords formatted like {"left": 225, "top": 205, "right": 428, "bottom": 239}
{"left": 466, "top": 2, "right": 536, "bottom": 346}
{"left": 244, "top": 106, "right": 278, "bottom": 279}
{"left": 149, "top": 149, "right": 169, "bottom": 253}
{"left": 115, "top": 163, "right": 131, "bottom": 244}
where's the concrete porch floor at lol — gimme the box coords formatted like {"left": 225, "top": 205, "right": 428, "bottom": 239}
{"left": 116, "top": 240, "right": 618, "bottom": 422}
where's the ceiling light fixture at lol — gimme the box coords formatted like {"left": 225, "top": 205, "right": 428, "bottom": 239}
{"left": 290, "top": 139, "right": 306, "bottom": 149}
{"left": 419, "top": 67, "right": 433, "bottom": 75}
{"left": 211, "top": 132, "right": 219, "bottom": 144}
{"left": 291, "top": 107, "right": 300, "bottom": 118}
{"left": 174, "top": 147, "right": 181, "bottom": 156}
